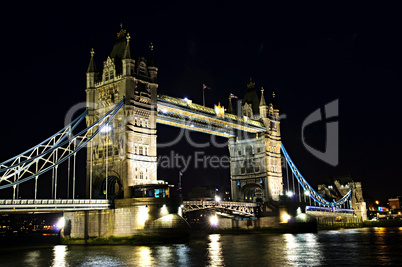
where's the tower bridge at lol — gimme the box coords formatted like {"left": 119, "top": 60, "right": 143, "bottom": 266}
{"left": 0, "top": 25, "right": 366, "bottom": 241}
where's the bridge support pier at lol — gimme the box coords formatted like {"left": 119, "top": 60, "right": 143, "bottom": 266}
{"left": 61, "top": 198, "right": 190, "bottom": 244}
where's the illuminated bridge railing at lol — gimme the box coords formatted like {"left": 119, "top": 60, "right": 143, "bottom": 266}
{"left": 306, "top": 206, "right": 355, "bottom": 217}
{"left": 182, "top": 201, "right": 258, "bottom": 217}
{"left": 0, "top": 199, "right": 111, "bottom": 212}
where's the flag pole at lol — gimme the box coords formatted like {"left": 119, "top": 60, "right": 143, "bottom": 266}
{"left": 203, "top": 85, "right": 205, "bottom": 106}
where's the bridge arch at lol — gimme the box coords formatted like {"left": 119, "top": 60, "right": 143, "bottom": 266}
{"left": 241, "top": 183, "right": 264, "bottom": 203}
{"left": 101, "top": 176, "right": 123, "bottom": 199}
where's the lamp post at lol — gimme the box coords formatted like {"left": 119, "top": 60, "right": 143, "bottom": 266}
{"left": 178, "top": 171, "right": 183, "bottom": 198}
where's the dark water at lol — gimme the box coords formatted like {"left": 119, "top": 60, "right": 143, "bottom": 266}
{"left": 1, "top": 227, "right": 401, "bottom": 266}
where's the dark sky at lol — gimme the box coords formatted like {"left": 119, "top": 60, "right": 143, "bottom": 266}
{"left": 0, "top": 1, "right": 401, "bottom": 201}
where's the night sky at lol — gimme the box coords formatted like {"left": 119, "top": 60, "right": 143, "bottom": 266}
{"left": 1, "top": 2, "right": 401, "bottom": 201}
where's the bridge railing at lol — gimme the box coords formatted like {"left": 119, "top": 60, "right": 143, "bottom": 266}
{"left": 182, "top": 200, "right": 257, "bottom": 207}
{"left": 0, "top": 199, "right": 109, "bottom": 205}
{"left": 306, "top": 205, "right": 355, "bottom": 214}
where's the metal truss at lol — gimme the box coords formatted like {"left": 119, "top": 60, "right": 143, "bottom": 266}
{"left": 182, "top": 201, "right": 257, "bottom": 217}
{"left": 0, "top": 98, "right": 125, "bottom": 200}
{"left": 157, "top": 95, "right": 266, "bottom": 138}
{"left": 281, "top": 143, "right": 352, "bottom": 208}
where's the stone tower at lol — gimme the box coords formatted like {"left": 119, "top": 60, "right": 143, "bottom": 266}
{"left": 229, "top": 80, "right": 283, "bottom": 204}
{"left": 85, "top": 25, "right": 158, "bottom": 199}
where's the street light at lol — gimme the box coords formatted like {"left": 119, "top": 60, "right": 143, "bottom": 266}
{"left": 210, "top": 214, "right": 219, "bottom": 227}
{"left": 286, "top": 191, "right": 294, "bottom": 197}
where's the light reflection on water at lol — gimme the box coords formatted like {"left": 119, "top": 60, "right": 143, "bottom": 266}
{"left": 207, "top": 234, "right": 223, "bottom": 266}
{"left": 1, "top": 228, "right": 402, "bottom": 266}
{"left": 284, "top": 233, "right": 322, "bottom": 266}
{"left": 52, "top": 245, "right": 68, "bottom": 267}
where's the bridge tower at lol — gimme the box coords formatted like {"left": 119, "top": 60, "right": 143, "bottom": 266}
{"left": 85, "top": 25, "right": 158, "bottom": 199}
{"left": 229, "top": 80, "right": 283, "bottom": 205}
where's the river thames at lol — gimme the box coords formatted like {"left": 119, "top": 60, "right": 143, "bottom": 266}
{"left": 1, "top": 227, "right": 401, "bottom": 266}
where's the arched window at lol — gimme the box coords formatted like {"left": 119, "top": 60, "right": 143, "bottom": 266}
{"left": 245, "top": 145, "right": 253, "bottom": 156}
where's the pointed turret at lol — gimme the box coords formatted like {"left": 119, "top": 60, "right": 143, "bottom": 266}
{"left": 122, "top": 33, "right": 135, "bottom": 76}
{"left": 241, "top": 78, "right": 260, "bottom": 118}
{"left": 227, "top": 94, "right": 234, "bottom": 114}
{"left": 259, "top": 87, "right": 267, "bottom": 118}
{"left": 271, "top": 91, "right": 277, "bottom": 108}
{"left": 123, "top": 33, "right": 131, "bottom": 59}
{"left": 148, "top": 42, "right": 158, "bottom": 82}
{"left": 110, "top": 23, "right": 131, "bottom": 75}
{"left": 260, "top": 87, "right": 267, "bottom": 106}
{"left": 87, "top": 48, "right": 97, "bottom": 73}
{"left": 148, "top": 42, "right": 155, "bottom": 67}
{"left": 86, "top": 48, "right": 97, "bottom": 89}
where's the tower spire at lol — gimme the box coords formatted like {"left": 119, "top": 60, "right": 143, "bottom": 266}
{"left": 123, "top": 33, "right": 131, "bottom": 59}
{"left": 260, "top": 87, "right": 267, "bottom": 106}
{"left": 148, "top": 42, "right": 155, "bottom": 67}
{"left": 86, "top": 48, "right": 97, "bottom": 73}
{"left": 228, "top": 94, "right": 234, "bottom": 114}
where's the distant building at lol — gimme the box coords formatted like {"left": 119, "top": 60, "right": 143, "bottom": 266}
{"left": 388, "top": 196, "right": 401, "bottom": 210}
{"left": 318, "top": 177, "right": 367, "bottom": 221}
{"left": 388, "top": 196, "right": 402, "bottom": 219}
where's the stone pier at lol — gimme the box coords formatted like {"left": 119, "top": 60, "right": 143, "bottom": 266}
{"left": 61, "top": 198, "right": 190, "bottom": 244}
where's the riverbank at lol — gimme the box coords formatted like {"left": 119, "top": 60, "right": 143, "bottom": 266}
{"left": 363, "top": 219, "right": 402, "bottom": 228}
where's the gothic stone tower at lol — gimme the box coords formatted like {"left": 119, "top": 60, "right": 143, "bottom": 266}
{"left": 229, "top": 80, "right": 283, "bottom": 204}
{"left": 85, "top": 25, "right": 158, "bottom": 199}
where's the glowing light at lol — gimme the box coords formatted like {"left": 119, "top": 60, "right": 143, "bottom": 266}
{"left": 100, "top": 125, "right": 112, "bottom": 133}
{"left": 210, "top": 215, "right": 219, "bottom": 227}
{"left": 161, "top": 204, "right": 168, "bottom": 215}
{"left": 304, "top": 191, "right": 310, "bottom": 196}
{"left": 282, "top": 213, "right": 291, "bottom": 223}
{"left": 215, "top": 196, "right": 221, "bottom": 202}
{"left": 56, "top": 217, "right": 65, "bottom": 230}
{"left": 296, "top": 207, "right": 302, "bottom": 215}
{"left": 375, "top": 200, "right": 379, "bottom": 205}
{"left": 190, "top": 124, "right": 194, "bottom": 127}
{"left": 286, "top": 191, "right": 294, "bottom": 197}
{"left": 161, "top": 108, "right": 168, "bottom": 114}
{"left": 178, "top": 206, "right": 182, "bottom": 217}
{"left": 138, "top": 206, "right": 149, "bottom": 227}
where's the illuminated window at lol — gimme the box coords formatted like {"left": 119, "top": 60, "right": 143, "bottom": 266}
{"left": 140, "top": 171, "right": 144, "bottom": 180}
